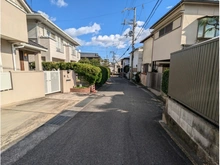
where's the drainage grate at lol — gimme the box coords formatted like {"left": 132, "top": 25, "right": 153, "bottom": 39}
{"left": 46, "top": 116, "right": 71, "bottom": 126}
{"left": 75, "top": 97, "right": 94, "bottom": 107}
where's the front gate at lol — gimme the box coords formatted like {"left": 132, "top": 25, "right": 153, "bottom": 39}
{"left": 44, "top": 71, "right": 61, "bottom": 94}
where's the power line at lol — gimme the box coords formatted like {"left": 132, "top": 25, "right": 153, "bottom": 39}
{"left": 115, "top": 0, "right": 163, "bottom": 63}
{"left": 135, "top": 0, "right": 162, "bottom": 41}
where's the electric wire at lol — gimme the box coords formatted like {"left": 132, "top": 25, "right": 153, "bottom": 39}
{"left": 115, "top": 0, "right": 162, "bottom": 63}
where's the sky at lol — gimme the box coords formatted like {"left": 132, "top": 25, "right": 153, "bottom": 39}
{"left": 26, "top": 0, "right": 180, "bottom": 61}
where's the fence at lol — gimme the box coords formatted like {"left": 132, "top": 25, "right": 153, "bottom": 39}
{"left": 0, "top": 72, "right": 12, "bottom": 91}
{"left": 44, "top": 71, "right": 61, "bottom": 94}
{"left": 168, "top": 37, "right": 219, "bottom": 125}
{"left": 146, "top": 72, "right": 162, "bottom": 91}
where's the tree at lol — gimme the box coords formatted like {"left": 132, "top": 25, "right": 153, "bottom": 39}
{"left": 79, "top": 58, "right": 91, "bottom": 64}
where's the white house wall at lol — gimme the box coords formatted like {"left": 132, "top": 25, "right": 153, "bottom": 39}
{"left": 137, "top": 52, "right": 143, "bottom": 72}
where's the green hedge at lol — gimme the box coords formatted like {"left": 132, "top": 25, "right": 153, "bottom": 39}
{"left": 96, "top": 66, "right": 110, "bottom": 86}
{"left": 42, "top": 62, "right": 101, "bottom": 85}
{"left": 162, "top": 69, "right": 169, "bottom": 94}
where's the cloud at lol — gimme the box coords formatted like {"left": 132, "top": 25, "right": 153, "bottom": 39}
{"left": 65, "top": 23, "right": 101, "bottom": 37}
{"left": 84, "top": 21, "right": 151, "bottom": 49}
{"left": 65, "top": 21, "right": 151, "bottom": 50}
{"left": 37, "top": 11, "right": 56, "bottom": 22}
{"left": 166, "top": 6, "right": 173, "bottom": 9}
{"left": 50, "top": 0, "right": 68, "bottom": 7}
{"left": 86, "top": 34, "right": 129, "bottom": 49}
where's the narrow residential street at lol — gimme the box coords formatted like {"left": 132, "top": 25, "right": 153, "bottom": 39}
{"left": 6, "top": 76, "right": 192, "bottom": 165}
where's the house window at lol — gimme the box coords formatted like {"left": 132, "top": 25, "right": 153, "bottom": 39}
{"left": 71, "top": 46, "right": 76, "bottom": 55}
{"left": 197, "top": 16, "right": 219, "bottom": 39}
{"left": 159, "top": 22, "right": 173, "bottom": 37}
{"left": 56, "top": 37, "right": 63, "bottom": 52}
{"left": 46, "top": 30, "right": 50, "bottom": 37}
{"left": 51, "top": 33, "right": 56, "bottom": 40}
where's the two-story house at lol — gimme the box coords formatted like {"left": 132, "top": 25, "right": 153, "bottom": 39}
{"left": 1, "top": 0, "right": 47, "bottom": 105}
{"left": 27, "top": 13, "right": 80, "bottom": 63}
{"left": 140, "top": 0, "right": 219, "bottom": 90}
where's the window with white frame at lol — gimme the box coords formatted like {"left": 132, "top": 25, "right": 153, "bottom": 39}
{"left": 71, "top": 46, "right": 76, "bottom": 56}
{"left": 197, "top": 16, "right": 219, "bottom": 39}
{"left": 56, "top": 37, "right": 63, "bottom": 52}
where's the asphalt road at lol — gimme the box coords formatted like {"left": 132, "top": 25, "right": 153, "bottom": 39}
{"left": 11, "top": 76, "right": 192, "bottom": 165}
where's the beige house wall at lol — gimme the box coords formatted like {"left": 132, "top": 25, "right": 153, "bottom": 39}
{"left": 1, "top": 0, "right": 28, "bottom": 42}
{"left": 140, "top": 74, "right": 147, "bottom": 86}
{"left": 181, "top": 4, "right": 219, "bottom": 45}
{"left": 27, "top": 20, "right": 37, "bottom": 39}
{"left": 152, "top": 5, "right": 184, "bottom": 34}
{"left": 60, "top": 70, "right": 76, "bottom": 93}
{"left": 49, "top": 39, "right": 66, "bottom": 61}
{"left": 142, "top": 37, "right": 153, "bottom": 64}
{"left": 1, "top": 71, "right": 45, "bottom": 106}
{"left": 39, "top": 38, "right": 50, "bottom": 61}
{"left": 1, "top": 39, "right": 21, "bottom": 71}
{"left": 153, "top": 27, "right": 182, "bottom": 61}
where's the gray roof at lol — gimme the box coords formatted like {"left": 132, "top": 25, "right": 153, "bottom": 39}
{"left": 80, "top": 52, "right": 101, "bottom": 58}
{"left": 28, "top": 39, "right": 47, "bottom": 49}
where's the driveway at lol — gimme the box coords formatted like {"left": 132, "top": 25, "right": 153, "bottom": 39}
{"left": 1, "top": 93, "right": 88, "bottom": 151}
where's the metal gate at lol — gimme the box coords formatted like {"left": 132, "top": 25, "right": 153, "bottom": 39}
{"left": 44, "top": 71, "right": 61, "bottom": 94}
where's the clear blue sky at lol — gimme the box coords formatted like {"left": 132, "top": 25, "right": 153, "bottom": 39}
{"left": 26, "top": 0, "right": 180, "bottom": 61}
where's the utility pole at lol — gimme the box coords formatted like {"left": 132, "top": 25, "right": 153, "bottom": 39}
{"left": 110, "top": 51, "right": 121, "bottom": 74}
{"left": 122, "top": 7, "right": 136, "bottom": 80}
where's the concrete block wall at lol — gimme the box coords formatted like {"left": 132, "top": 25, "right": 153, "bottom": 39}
{"left": 167, "top": 98, "right": 219, "bottom": 164}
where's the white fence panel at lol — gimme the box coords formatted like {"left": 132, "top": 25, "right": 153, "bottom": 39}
{"left": 1, "top": 72, "right": 12, "bottom": 91}
{"left": 44, "top": 71, "right": 60, "bottom": 94}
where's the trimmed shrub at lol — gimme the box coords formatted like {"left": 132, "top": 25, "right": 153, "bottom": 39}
{"left": 162, "top": 69, "right": 169, "bottom": 94}
{"left": 124, "top": 65, "right": 129, "bottom": 73}
{"left": 59, "top": 62, "right": 67, "bottom": 70}
{"left": 29, "top": 62, "right": 35, "bottom": 70}
{"left": 135, "top": 72, "right": 141, "bottom": 83}
{"left": 96, "top": 66, "right": 110, "bottom": 86}
{"left": 42, "top": 62, "right": 101, "bottom": 85}
{"left": 42, "top": 62, "right": 52, "bottom": 70}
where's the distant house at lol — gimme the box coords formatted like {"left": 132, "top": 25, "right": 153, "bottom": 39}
{"left": 140, "top": 0, "right": 219, "bottom": 90}
{"left": 27, "top": 13, "right": 80, "bottom": 62}
{"left": 121, "top": 57, "right": 130, "bottom": 69}
{"left": 129, "top": 47, "right": 143, "bottom": 78}
{"left": 80, "top": 52, "right": 102, "bottom": 60}
{"left": 120, "top": 57, "right": 130, "bottom": 78}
